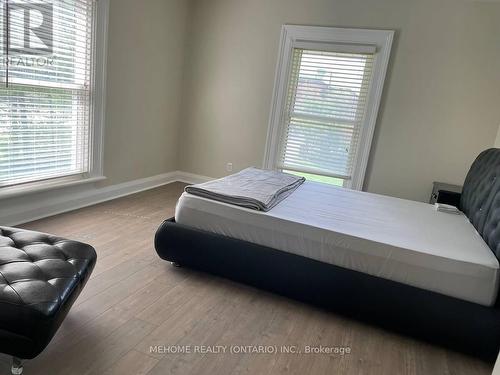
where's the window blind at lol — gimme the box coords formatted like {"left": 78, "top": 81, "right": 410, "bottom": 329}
{"left": 278, "top": 48, "right": 375, "bottom": 181}
{"left": 0, "top": 0, "right": 94, "bottom": 187}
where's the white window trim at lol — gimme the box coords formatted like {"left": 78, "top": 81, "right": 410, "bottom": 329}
{"left": 263, "top": 25, "right": 394, "bottom": 190}
{"left": 89, "top": 0, "right": 110, "bottom": 179}
{"left": 0, "top": 0, "right": 109, "bottom": 199}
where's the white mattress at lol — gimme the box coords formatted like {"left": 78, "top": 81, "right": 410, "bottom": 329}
{"left": 175, "top": 181, "right": 500, "bottom": 306}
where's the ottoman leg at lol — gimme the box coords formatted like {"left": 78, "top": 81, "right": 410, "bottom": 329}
{"left": 11, "top": 357, "right": 23, "bottom": 375}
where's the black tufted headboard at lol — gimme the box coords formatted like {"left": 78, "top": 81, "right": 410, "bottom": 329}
{"left": 461, "top": 148, "right": 500, "bottom": 259}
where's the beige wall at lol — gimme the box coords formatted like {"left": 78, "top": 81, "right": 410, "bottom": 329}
{"left": 100, "top": 0, "right": 500, "bottom": 202}
{"left": 495, "top": 125, "right": 500, "bottom": 148}
{"left": 101, "top": 0, "right": 191, "bottom": 186}
{"left": 178, "top": 0, "right": 500, "bottom": 202}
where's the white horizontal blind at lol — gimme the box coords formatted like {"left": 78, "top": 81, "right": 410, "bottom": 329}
{"left": 0, "top": 0, "right": 94, "bottom": 187}
{"left": 278, "top": 48, "right": 375, "bottom": 181}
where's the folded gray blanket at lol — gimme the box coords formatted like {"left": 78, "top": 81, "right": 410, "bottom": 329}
{"left": 185, "top": 167, "right": 305, "bottom": 211}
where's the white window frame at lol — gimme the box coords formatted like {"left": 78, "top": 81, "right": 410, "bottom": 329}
{"left": 264, "top": 25, "right": 393, "bottom": 190}
{"left": 0, "top": 0, "right": 109, "bottom": 199}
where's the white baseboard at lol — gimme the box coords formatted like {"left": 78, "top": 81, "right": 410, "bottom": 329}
{"left": 0, "top": 170, "right": 216, "bottom": 226}
{"left": 175, "top": 171, "right": 213, "bottom": 184}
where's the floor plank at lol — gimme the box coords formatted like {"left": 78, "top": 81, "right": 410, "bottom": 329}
{"left": 0, "top": 182, "right": 491, "bottom": 375}
{"left": 102, "top": 350, "right": 159, "bottom": 375}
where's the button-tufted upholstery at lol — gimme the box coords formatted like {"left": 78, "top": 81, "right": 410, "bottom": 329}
{"left": 482, "top": 193, "right": 500, "bottom": 260}
{"left": 461, "top": 149, "right": 500, "bottom": 260}
{"left": 0, "top": 227, "right": 96, "bottom": 359}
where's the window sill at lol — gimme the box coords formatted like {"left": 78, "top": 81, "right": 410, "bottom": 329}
{"left": 0, "top": 175, "right": 107, "bottom": 200}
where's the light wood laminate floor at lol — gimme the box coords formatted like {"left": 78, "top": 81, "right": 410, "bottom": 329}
{"left": 0, "top": 182, "right": 493, "bottom": 375}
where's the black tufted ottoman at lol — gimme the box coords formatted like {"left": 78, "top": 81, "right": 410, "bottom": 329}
{"left": 0, "top": 227, "right": 96, "bottom": 374}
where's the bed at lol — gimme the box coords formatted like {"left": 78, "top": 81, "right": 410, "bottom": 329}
{"left": 155, "top": 148, "right": 500, "bottom": 360}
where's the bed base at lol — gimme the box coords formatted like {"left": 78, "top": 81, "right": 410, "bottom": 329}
{"left": 154, "top": 218, "right": 500, "bottom": 361}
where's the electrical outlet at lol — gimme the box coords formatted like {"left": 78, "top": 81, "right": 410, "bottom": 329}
{"left": 226, "top": 163, "right": 233, "bottom": 172}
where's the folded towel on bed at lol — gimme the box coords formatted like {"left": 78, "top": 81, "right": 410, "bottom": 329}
{"left": 185, "top": 167, "right": 305, "bottom": 211}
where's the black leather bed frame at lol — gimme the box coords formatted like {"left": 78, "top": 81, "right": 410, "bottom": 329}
{"left": 155, "top": 148, "right": 500, "bottom": 361}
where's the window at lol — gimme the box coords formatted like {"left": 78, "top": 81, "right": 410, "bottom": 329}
{"left": 0, "top": 0, "right": 108, "bottom": 191}
{"left": 265, "top": 26, "right": 393, "bottom": 189}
